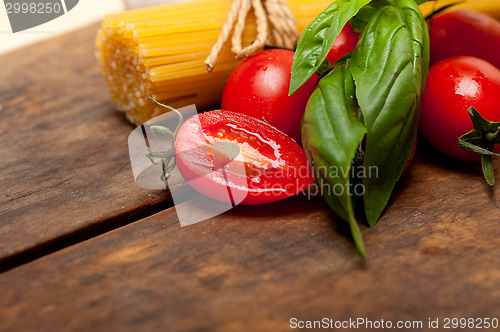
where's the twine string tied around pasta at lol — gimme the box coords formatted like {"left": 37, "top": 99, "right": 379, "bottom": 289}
{"left": 204, "top": 0, "right": 299, "bottom": 72}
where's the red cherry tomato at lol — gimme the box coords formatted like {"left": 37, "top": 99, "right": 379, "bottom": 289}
{"left": 221, "top": 49, "right": 317, "bottom": 144}
{"left": 327, "top": 23, "right": 360, "bottom": 65}
{"left": 175, "top": 110, "right": 314, "bottom": 205}
{"left": 429, "top": 10, "right": 500, "bottom": 68}
{"left": 420, "top": 56, "right": 500, "bottom": 161}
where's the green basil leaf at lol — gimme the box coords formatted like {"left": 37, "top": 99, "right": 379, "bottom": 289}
{"left": 289, "top": 0, "right": 372, "bottom": 95}
{"left": 398, "top": 0, "right": 430, "bottom": 93}
{"left": 302, "top": 61, "right": 367, "bottom": 257}
{"left": 350, "top": 5, "right": 379, "bottom": 33}
{"left": 350, "top": 0, "right": 428, "bottom": 226}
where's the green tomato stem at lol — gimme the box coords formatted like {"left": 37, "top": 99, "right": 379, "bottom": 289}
{"left": 459, "top": 107, "right": 500, "bottom": 186}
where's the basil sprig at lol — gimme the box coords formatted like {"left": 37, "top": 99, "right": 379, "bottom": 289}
{"left": 351, "top": 0, "right": 429, "bottom": 226}
{"left": 289, "top": 0, "right": 371, "bottom": 95}
{"left": 297, "top": 0, "right": 429, "bottom": 255}
{"left": 289, "top": 0, "right": 432, "bottom": 95}
{"left": 302, "top": 59, "right": 366, "bottom": 257}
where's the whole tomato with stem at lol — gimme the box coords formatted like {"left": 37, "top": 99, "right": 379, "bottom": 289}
{"left": 221, "top": 49, "right": 317, "bottom": 144}
{"left": 420, "top": 56, "right": 500, "bottom": 161}
{"left": 429, "top": 9, "right": 500, "bottom": 68}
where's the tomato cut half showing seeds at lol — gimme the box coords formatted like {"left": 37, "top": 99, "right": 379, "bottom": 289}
{"left": 175, "top": 110, "right": 314, "bottom": 205}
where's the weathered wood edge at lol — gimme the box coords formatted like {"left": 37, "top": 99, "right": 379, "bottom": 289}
{"left": 0, "top": 147, "right": 499, "bottom": 332}
{"left": 0, "top": 23, "right": 172, "bottom": 266}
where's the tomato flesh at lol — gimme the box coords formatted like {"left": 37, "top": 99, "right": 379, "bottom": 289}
{"left": 175, "top": 110, "right": 314, "bottom": 205}
{"left": 429, "top": 10, "right": 500, "bottom": 68}
{"left": 221, "top": 49, "right": 317, "bottom": 144}
{"left": 420, "top": 56, "right": 500, "bottom": 161}
{"left": 327, "top": 23, "right": 360, "bottom": 65}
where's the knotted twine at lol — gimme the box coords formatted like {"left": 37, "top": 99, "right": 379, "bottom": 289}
{"left": 204, "top": 0, "right": 299, "bottom": 72}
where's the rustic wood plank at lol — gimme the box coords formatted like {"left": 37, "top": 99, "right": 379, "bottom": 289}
{"left": 0, "top": 24, "right": 171, "bottom": 265}
{"left": 1, "top": 146, "right": 499, "bottom": 331}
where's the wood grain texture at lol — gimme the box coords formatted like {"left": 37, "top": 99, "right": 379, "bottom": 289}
{"left": 0, "top": 24, "right": 171, "bottom": 265}
{"left": 1, "top": 146, "right": 499, "bottom": 331}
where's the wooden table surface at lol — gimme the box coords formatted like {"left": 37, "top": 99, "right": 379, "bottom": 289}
{"left": 1, "top": 24, "right": 499, "bottom": 332}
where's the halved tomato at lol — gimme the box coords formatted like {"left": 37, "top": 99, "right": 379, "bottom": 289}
{"left": 175, "top": 110, "right": 314, "bottom": 205}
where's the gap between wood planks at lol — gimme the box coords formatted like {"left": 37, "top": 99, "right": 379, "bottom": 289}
{"left": 0, "top": 197, "right": 175, "bottom": 274}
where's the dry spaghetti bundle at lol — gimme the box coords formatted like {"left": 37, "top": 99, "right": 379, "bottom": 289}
{"left": 96, "top": 0, "right": 331, "bottom": 125}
